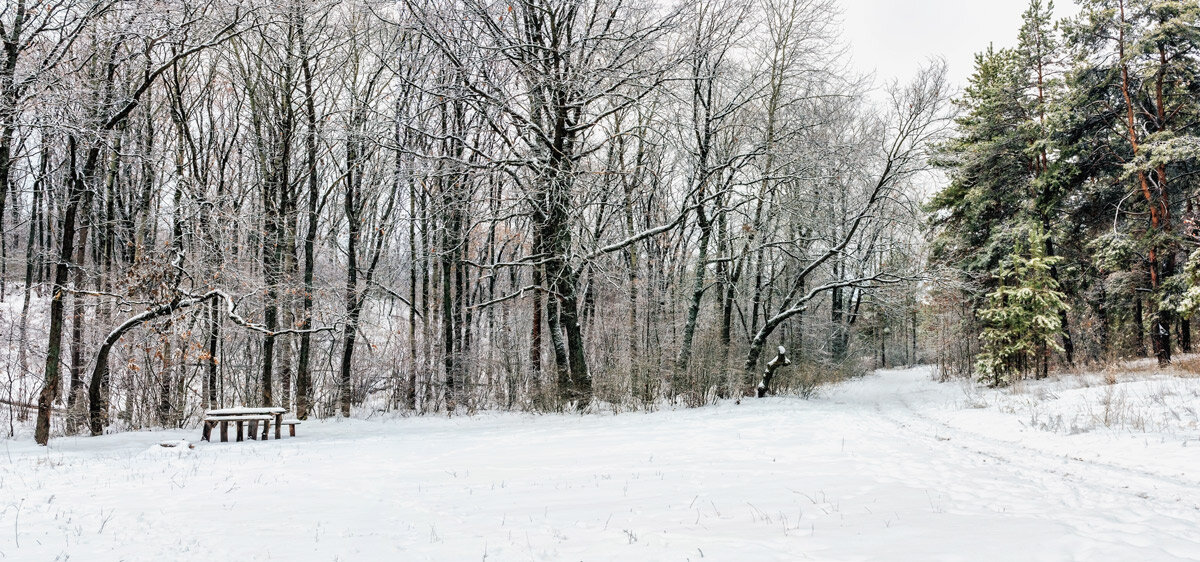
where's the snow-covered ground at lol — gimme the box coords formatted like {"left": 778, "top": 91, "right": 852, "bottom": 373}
{"left": 3, "top": 366, "right": 1199, "bottom": 561}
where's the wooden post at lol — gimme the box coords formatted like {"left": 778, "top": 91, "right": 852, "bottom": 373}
{"left": 248, "top": 420, "right": 258, "bottom": 439}
{"left": 289, "top": 424, "right": 296, "bottom": 437}
{"left": 220, "top": 420, "right": 229, "bottom": 442}
{"left": 274, "top": 414, "right": 282, "bottom": 439}
{"left": 261, "top": 419, "right": 269, "bottom": 440}
{"left": 202, "top": 421, "right": 212, "bottom": 441}
{"left": 236, "top": 420, "right": 244, "bottom": 442}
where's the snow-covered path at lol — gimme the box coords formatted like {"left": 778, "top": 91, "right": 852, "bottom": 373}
{"left": 3, "top": 367, "right": 1199, "bottom": 561}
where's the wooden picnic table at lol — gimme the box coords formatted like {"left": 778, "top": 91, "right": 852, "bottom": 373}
{"left": 201, "top": 407, "right": 300, "bottom": 442}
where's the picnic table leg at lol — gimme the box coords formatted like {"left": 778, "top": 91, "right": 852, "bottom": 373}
{"left": 236, "top": 420, "right": 244, "bottom": 442}
{"left": 289, "top": 423, "right": 296, "bottom": 437}
{"left": 261, "top": 419, "right": 270, "bottom": 440}
{"left": 220, "top": 421, "right": 229, "bottom": 442}
{"left": 274, "top": 414, "right": 282, "bottom": 439}
{"left": 202, "top": 421, "right": 212, "bottom": 441}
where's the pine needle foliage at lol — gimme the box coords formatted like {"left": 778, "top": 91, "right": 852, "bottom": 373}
{"left": 976, "top": 226, "right": 1070, "bottom": 386}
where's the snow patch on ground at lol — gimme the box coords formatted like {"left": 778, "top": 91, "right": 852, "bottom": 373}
{"left": 2, "top": 366, "right": 1199, "bottom": 561}
{"left": 976, "top": 370, "right": 1200, "bottom": 437}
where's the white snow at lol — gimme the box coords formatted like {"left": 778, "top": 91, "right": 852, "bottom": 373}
{"left": 206, "top": 407, "right": 288, "bottom": 415}
{"left": 3, "top": 366, "right": 1199, "bottom": 561}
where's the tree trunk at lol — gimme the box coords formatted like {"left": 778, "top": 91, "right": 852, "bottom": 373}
{"left": 1134, "top": 292, "right": 1146, "bottom": 357}
{"left": 529, "top": 260, "right": 544, "bottom": 401}
{"left": 1117, "top": 0, "right": 1169, "bottom": 366}
{"left": 17, "top": 137, "right": 47, "bottom": 379}
{"left": 296, "top": 35, "right": 319, "bottom": 419}
{"left": 206, "top": 299, "right": 219, "bottom": 409}
{"left": 158, "top": 338, "right": 173, "bottom": 426}
{"left": 67, "top": 155, "right": 99, "bottom": 420}
{"left": 89, "top": 293, "right": 216, "bottom": 435}
{"left": 35, "top": 137, "right": 85, "bottom": 445}
{"left": 339, "top": 131, "right": 362, "bottom": 418}
{"left": 407, "top": 169, "right": 420, "bottom": 411}
{"left": 441, "top": 222, "right": 458, "bottom": 411}
{"left": 755, "top": 346, "right": 790, "bottom": 397}
{"left": 675, "top": 215, "right": 712, "bottom": 380}
{"left": 1043, "top": 234, "right": 1075, "bottom": 366}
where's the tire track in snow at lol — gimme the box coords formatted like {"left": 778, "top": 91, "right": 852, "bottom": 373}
{"left": 840, "top": 368, "right": 1200, "bottom": 558}
{"left": 895, "top": 395, "right": 1200, "bottom": 507}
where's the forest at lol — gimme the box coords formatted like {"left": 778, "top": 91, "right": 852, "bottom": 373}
{"left": 929, "top": 0, "right": 1200, "bottom": 384}
{"left": 0, "top": 0, "right": 1196, "bottom": 447}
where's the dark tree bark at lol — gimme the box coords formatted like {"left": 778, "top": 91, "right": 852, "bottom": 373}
{"left": 49, "top": 8, "right": 244, "bottom": 443}
{"left": 295, "top": 16, "right": 321, "bottom": 419}
{"left": 1134, "top": 291, "right": 1147, "bottom": 357}
{"left": 407, "top": 153, "right": 421, "bottom": 411}
{"left": 529, "top": 229, "right": 545, "bottom": 401}
{"left": 338, "top": 109, "right": 365, "bottom": 418}
{"left": 1116, "top": 0, "right": 1170, "bottom": 366}
{"left": 89, "top": 295, "right": 212, "bottom": 435}
{"left": 206, "top": 299, "right": 219, "bottom": 409}
{"left": 755, "top": 346, "right": 790, "bottom": 397}
{"left": 337, "top": 65, "right": 395, "bottom": 416}
{"left": 35, "top": 137, "right": 83, "bottom": 445}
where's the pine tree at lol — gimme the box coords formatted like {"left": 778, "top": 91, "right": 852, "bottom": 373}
{"left": 1063, "top": 0, "right": 1200, "bottom": 364}
{"left": 976, "top": 227, "right": 1070, "bottom": 386}
{"left": 929, "top": 45, "right": 1030, "bottom": 275}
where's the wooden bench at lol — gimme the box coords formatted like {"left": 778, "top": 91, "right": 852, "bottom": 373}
{"left": 280, "top": 419, "right": 301, "bottom": 437}
{"left": 202, "top": 414, "right": 272, "bottom": 442}
{"left": 201, "top": 407, "right": 297, "bottom": 442}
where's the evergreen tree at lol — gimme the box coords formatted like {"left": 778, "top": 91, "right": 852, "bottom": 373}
{"left": 930, "top": 1, "right": 1078, "bottom": 375}
{"left": 929, "top": 45, "right": 1030, "bottom": 275}
{"left": 1061, "top": 0, "right": 1200, "bottom": 364}
{"left": 976, "top": 227, "right": 1070, "bottom": 386}
{"left": 931, "top": 0, "right": 1200, "bottom": 374}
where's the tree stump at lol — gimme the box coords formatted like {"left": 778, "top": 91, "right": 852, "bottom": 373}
{"left": 756, "top": 346, "right": 791, "bottom": 397}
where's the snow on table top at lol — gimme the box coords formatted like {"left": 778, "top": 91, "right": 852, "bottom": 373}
{"left": 205, "top": 406, "right": 286, "bottom": 415}
{"left": 201, "top": 414, "right": 275, "bottom": 421}
{"left": 6, "top": 365, "right": 1200, "bottom": 561}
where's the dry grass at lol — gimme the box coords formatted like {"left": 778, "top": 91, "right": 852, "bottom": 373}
{"left": 1169, "top": 355, "right": 1200, "bottom": 377}
{"left": 773, "top": 362, "right": 863, "bottom": 399}
{"left": 1092, "top": 354, "right": 1200, "bottom": 379}
{"left": 991, "top": 355, "right": 1200, "bottom": 435}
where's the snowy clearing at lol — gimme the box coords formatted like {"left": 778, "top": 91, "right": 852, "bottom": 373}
{"left": 3, "top": 366, "right": 1200, "bottom": 561}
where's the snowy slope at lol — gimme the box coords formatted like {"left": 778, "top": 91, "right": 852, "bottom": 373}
{"left": 2, "top": 366, "right": 1199, "bottom": 561}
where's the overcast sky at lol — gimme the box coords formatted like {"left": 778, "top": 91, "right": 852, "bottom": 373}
{"left": 840, "top": 0, "right": 1081, "bottom": 90}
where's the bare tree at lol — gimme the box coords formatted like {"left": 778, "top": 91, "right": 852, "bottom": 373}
{"left": 36, "top": 0, "right": 244, "bottom": 444}
{"left": 0, "top": 0, "right": 955, "bottom": 443}
{"left": 744, "top": 61, "right": 951, "bottom": 394}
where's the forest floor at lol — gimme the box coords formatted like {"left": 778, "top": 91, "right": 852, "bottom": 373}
{"left": 3, "top": 364, "right": 1200, "bottom": 561}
